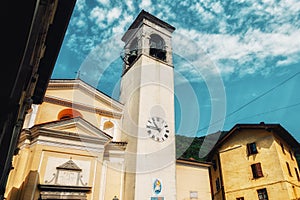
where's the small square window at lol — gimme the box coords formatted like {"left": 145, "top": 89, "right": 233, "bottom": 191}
{"left": 251, "top": 163, "right": 263, "bottom": 178}
{"left": 236, "top": 197, "right": 244, "bottom": 200}
{"left": 247, "top": 142, "right": 258, "bottom": 155}
{"left": 190, "top": 191, "right": 198, "bottom": 199}
{"left": 257, "top": 188, "right": 268, "bottom": 200}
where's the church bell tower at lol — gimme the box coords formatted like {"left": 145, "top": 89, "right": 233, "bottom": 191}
{"left": 119, "top": 10, "right": 176, "bottom": 200}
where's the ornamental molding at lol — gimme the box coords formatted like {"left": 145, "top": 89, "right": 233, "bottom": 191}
{"left": 44, "top": 95, "right": 122, "bottom": 119}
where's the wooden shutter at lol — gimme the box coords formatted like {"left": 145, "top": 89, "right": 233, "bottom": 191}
{"left": 247, "top": 143, "right": 251, "bottom": 155}
{"left": 256, "top": 163, "right": 263, "bottom": 177}
{"left": 252, "top": 163, "right": 263, "bottom": 178}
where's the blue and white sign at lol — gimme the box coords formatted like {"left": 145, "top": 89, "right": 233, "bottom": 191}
{"left": 153, "top": 179, "right": 162, "bottom": 195}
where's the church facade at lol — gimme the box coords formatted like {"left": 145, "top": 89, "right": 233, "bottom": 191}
{"left": 5, "top": 11, "right": 212, "bottom": 200}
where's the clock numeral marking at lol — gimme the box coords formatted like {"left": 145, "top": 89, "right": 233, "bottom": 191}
{"left": 147, "top": 130, "right": 151, "bottom": 134}
{"left": 148, "top": 120, "right": 152, "bottom": 124}
{"left": 166, "top": 130, "right": 169, "bottom": 133}
{"left": 164, "top": 125, "right": 168, "bottom": 128}
{"left": 164, "top": 134, "right": 169, "bottom": 138}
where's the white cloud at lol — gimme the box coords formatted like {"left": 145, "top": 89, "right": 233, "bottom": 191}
{"left": 76, "top": 19, "right": 86, "bottom": 28}
{"left": 174, "top": 23, "right": 300, "bottom": 79}
{"left": 65, "top": 0, "right": 300, "bottom": 81}
{"left": 90, "top": 6, "right": 106, "bottom": 25}
{"left": 107, "top": 7, "right": 122, "bottom": 23}
{"left": 125, "top": 0, "right": 135, "bottom": 12}
{"left": 112, "top": 13, "right": 134, "bottom": 34}
{"left": 75, "top": 0, "right": 86, "bottom": 11}
{"left": 211, "top": 1, "right": 223, "bottom": 14}
{"left": 139, "top": 0, "right": 154, "bottom": 12}
{"left": 96, "top": 0, "right": 110, "bottom": 6}
{"left": 140, "top": 0, "right": 151, "bottom": 8}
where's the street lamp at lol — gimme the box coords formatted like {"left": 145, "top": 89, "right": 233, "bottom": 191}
{"left": 112, "top": 196, "right": 119, "bottom": 200}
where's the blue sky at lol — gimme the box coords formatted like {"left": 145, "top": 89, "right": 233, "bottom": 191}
{"left": 52, "top": 0, "right": 300, "bottom": 141}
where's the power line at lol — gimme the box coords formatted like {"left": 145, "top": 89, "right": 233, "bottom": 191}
{"left": 178, "top": 71, "right": 300, "bottom": 135}
{"left": 229, "top": 101, "right": 300, "bottom": 125}
{"left": 224, "top": 71, "right": 300, "bottom": 119}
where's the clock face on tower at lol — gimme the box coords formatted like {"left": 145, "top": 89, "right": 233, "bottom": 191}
{"left": 146, "top": 117, "right": 170, "bottom": 142}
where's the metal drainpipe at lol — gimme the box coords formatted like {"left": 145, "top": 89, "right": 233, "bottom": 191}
{"left": 217, "top": 152, "right": 226, "bottom": 200}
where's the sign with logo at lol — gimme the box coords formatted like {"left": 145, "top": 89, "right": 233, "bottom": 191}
{"left": 153, "top": 179, "right": 162, "bottom": 195}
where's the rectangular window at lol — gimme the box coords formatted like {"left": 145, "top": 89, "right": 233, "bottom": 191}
{"left": 236, "top": 197, "right": 244, "bottom": 200}
{"left": 216, "top": 177, "right": 221, "bottom": 191}
{"left": 289, "top": 150, "right": 294, "bottom": 160}
{"left": 295, "top": 168, "right": 300, "bottom": 181}
{"left": 247, "top": 142, "right": 258, "bottom": 155}
{"left": 251, "top": 163, "right": 263, "bottom": 178}
{"left": 257, "top": 188, "right": 268, "bottom": 200}
{"left": 280, "top": 142, "right": 285, "bottom": 154}
{"left": 286, "top": 162, "right": 292, "bottom": 177}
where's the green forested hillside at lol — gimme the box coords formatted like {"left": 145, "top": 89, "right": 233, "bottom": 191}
{"left": 175, "top": 131, "right": 227, "bottom": 161}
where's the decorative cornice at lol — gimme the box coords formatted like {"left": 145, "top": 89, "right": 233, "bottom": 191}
{"left": 176, "top": 158, "right": 212, "bottom": 168}
{"left": 19, "top": 127, "right": 111, "bottom": 148}
{"left": 47, "top": 79, "right": 123, "bottom": 111}
{"left": 35, "top": 117, "right": 112, "bottom": 140}
{"left": 44, "top": 95, "right": 122, "bottom": 119}
{"left": 38, "top": 184, "right": 91, "bottom": 192}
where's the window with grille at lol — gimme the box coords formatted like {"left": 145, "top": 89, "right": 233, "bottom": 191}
{"left": 247, "top": 142, "right": 258, "bottom": 155}
{"left": 257, "top": 188, "right": 268, "bottom": 200}
{"left": 251, "top": 163, "right": 263, "bottom": 178}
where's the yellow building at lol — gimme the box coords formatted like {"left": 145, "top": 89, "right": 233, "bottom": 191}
{"left": 5, "top": 79, "right": 126, "bottom": 200}
{"left": 207, "top": 123, "right": 300, "bottom": 200}
{"left": 176, "top": 159, "right": 212, "bottom": 200}
{"left": 4, "top": 78, "right": 212, "bottom": 200}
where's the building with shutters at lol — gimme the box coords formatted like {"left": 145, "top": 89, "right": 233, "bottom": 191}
{"left": 207, "top": 123, "right": 300, "bottom": 200}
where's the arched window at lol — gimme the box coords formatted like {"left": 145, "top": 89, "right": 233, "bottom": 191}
{"left": 149, "top": 34, "right": 166, "bottom": 61}
{"left": 57, "top": 108, "right": 83, "bottom": 120}
{"left": 103, "top": 120, "right": 114, "bottom": 136}
{"left": 127, "top": 38, "right": 138, "bottom": 65}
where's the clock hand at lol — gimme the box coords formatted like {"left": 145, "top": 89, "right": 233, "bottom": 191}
{"left": 147, "top": 125, "right": 160, "bottom": 131}
{"left": 152, "top": 120, "right": 161, "bottom": 132}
